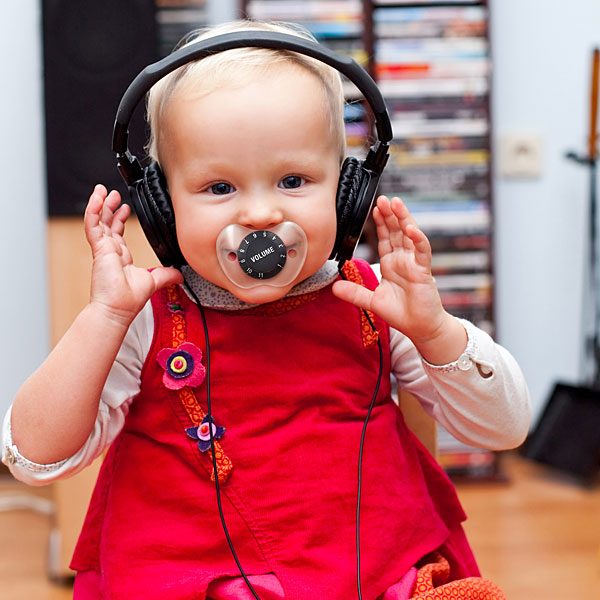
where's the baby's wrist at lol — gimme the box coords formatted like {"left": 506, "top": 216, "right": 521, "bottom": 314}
{"left": 411, "top": 313, "right": 467, "bottom": 366}
{"left": 84, "top": 301, "right": 137, "bottom": 333}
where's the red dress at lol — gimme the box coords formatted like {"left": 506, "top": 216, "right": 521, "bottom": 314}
{"left": 71, "top": 260, "right": 478, "bottom": 599}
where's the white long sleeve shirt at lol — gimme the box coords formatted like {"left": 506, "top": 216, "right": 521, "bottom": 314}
{"left": 2, "top": 267, "right": 531, "bottom": 485}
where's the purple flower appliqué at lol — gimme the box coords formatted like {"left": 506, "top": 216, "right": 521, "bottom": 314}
{"left": 156, "top": 342, "right": 206, "bottom": 390}
{"left": 186, "top": 415, "right": 226, "bottom": 452}
{"left": 167, "top": 302, "right": 184, "bottom": 314}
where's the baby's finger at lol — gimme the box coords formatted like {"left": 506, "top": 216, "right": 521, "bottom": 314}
{"left": 99, "top": 190, "right": 122, "bottom": 230}
{"left": 377, "top": 196, "right": 412, "bottom": 252}
{"left": 331, "top": 279, "right": 374, "bottom": 313}
{"left": 84, "top": 184, "right": 107, "bottom": 217}
{"left": 389, "top": 197, "right": 417, "bottom": 229}
{"left": 109, "top": 204, "right": 132, "bottom": 260}
{"left": 374, "top": 195, "right": 404, "bottom": 240}
{"left": 405, "top": 223, "right": 432, "bottom": 267}
{"left": 373, "top": 200, "right": 393, "bottom": 257}
{"left": 151, "top": 267, "right": 184, "bottom": 291}
{"left": 84, "top": 184, "right": 109, "bottom": 242}
{"left": 111, "top": 202, "right": 130, "bottom": 237}
{"left": 105, "top": 189, "right": 121, "bottom": 208}
{"left": 390, "top": 197, "right": 423, "bottom": 251}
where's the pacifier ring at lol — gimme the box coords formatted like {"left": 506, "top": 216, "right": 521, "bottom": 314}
{"left": 237, "top": 230, "right": 287, "bottom": 280}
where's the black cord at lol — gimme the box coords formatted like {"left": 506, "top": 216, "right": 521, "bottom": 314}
{"left": 183, "top": 281, "right": 263, "bottom": 600}
{"left": 184, "top": 267, "right": 383, "bottom": 600}
{"left": 356, "top": 317, "right": 382, "bottom": 600}
{"left": 338, "top": 264, "right": 384, "bottom": 600}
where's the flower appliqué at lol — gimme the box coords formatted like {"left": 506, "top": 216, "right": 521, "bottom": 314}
{"left": 157, "top": 342, "right": 206, "bottom": 390}
{"left": 167, "top": 301, "right": 184, "bottom": 314}
{"left": 186, "top": 415, "right": 226, "bottom": 452}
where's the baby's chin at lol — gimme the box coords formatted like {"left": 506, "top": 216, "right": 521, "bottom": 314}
{"left": 227, "top": 282, "right": 294, "bottom": 306}
{"left": 221, "top": 263, "right": 323, "bottom": 305}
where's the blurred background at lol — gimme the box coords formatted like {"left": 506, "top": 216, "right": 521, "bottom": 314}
{"left": 4, "top": 0, "right": 600, "bottom": 437}
{"left": 1, "top": 0, "right": 600, "bottom": 598}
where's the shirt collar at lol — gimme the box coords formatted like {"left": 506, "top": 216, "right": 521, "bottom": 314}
{"left": 180, "top": 260, "right": 340, "bottom": 310}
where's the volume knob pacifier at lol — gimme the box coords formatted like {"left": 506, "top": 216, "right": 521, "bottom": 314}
{"left": 216, "top": 222, "right": 308, "bottom": 289}
{"left": 237, "top": 230, "right": 286, "bottom": 279}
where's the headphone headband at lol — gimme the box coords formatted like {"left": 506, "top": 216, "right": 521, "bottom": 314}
{"left": 113, "top": 29, "right": 392, "bottom": 267}
{"left": 112, "top": 30, "right": 392, "bottom": 183}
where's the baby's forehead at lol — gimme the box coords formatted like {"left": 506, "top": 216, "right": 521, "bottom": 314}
{"left": 175, "top": 58, "right": 322, "bottom": 98}
{"left": 164, "top": 67, "right": 331, "bottom": 136}
{"left": 163, "top": 62, "right": 331, "bottom": 126}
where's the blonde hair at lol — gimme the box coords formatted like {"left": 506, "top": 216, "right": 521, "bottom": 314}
{"left": 146, "top": 20, "right": 346, "bottom": 166}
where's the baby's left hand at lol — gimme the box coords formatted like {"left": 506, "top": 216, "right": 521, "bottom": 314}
{"left": 332, "top": 195, "right": 467, "bottom": 364}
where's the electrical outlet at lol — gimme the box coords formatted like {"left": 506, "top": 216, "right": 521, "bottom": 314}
{"left": 499, "top": 132, "right": 543, "bottom": 178}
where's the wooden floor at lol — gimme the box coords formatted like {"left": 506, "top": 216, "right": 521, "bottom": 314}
{"left": 0, "top": 480, "right": 72, "bottom": 600}
{"left": 1, "top": 453, "right": 599, "bottom": 599}
{"left": 459, "top": 453, "right": 600, "bottom": 599}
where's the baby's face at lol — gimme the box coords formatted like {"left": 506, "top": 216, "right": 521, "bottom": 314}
{"left": 161, "top": 65, "right": 340, "bottom": 304}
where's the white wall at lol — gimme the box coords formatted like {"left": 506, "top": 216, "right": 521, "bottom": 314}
{"left": 1, "top": 0, "right": 597, "bottom": 426}
{"left": 0, "top": 1, "right": 48, "bottom": 417}
{"left": 490, "top": 0, "right": 600, "bottom": 423}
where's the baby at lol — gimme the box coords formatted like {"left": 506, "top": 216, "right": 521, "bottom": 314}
{"left": 3, "top": 19, "right": 530, "bottom": 600}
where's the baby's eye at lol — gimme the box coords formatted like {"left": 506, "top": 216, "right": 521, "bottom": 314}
{"left": 279, "top": 175, "right": 305, "bottom": 189}
{"left": 209, "top": 182, "right": 235, "bottom": 195}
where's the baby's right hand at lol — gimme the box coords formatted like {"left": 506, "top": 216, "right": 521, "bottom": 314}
{"left": 84, "top": 184, "right": 183, "bottom": 327}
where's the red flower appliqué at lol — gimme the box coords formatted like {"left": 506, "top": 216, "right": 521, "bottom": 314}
{"left": 157, "top": 342, "right": 206, "bottom": 390}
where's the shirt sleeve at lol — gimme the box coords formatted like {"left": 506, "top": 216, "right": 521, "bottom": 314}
{"left": 369, "top": 263, "right": 532, "bottom": 450}
{"left": 1, "top": 301, "right": 155, "bottom": 485}
{"left": 390, "top": 320, "right": 531, "bottom": 450}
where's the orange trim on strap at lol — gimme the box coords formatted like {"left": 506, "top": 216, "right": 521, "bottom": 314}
{"left": 341, "top": 261, "right": 379, "bottom": 348}
{"left": 166, "top": 286, "right": 233, "bottom": 484}
{"left": 167, "top": 286, "right": 186, "bottom": 347}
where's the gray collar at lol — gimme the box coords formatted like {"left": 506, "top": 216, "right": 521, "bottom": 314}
{"left": 181, "top": 260, "right": 340, "bottom": 310}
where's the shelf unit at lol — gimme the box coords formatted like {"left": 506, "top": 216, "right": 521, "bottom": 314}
{"left": 370, "top": 0, "right": 499, "bottom": 481}
{"left": 372, "top": 0, "right": 493, "bottom": 333}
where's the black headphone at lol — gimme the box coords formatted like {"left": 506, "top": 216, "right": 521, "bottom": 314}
{"left": 112, "top": 30, "right": 393, "bottom": 268}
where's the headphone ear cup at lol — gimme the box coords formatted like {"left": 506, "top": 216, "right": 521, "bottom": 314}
{"left": 129, "top": 161, "right": 185, "bottom": 267}
{"left": 331, "top": 156, "right": 363, "bottom": 261}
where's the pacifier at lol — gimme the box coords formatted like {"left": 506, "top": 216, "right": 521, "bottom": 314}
{"left": 216, "top": 222, "right": 308, "bottom": 288}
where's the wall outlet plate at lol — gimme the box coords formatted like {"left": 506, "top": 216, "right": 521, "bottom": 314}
{"left": 499, "top": 132, "right": 543, "bottom": 178}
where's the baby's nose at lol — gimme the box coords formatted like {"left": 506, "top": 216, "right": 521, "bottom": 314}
{"left": 239, "top": 195, "right": 284, "bottom": 230}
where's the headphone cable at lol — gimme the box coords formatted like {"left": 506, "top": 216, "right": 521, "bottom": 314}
{"left": 338, "top": 265, "right": 384, "bottom": 600}
{"left": 356, "top": 312, "right": 382, "bottom": 600}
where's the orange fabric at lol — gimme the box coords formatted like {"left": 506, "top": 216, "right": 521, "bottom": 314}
{"left": 167, "top": 286, "right": 233, "bottom": 484}
{"left": 167, "top": 286, "right": 186, "bottom": 347}
{"left": 341, "top": 261, "right": 379, "bottom": 348}
{"left": 411, "top": 553, "right": 506, "bottom": 599}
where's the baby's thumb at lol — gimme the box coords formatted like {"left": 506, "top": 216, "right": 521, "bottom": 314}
{"left": 331, "top": 279, "right": 373, "bottom": 312}
{"left": 151, "top": 267, "right": 184, "bottom": 291}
